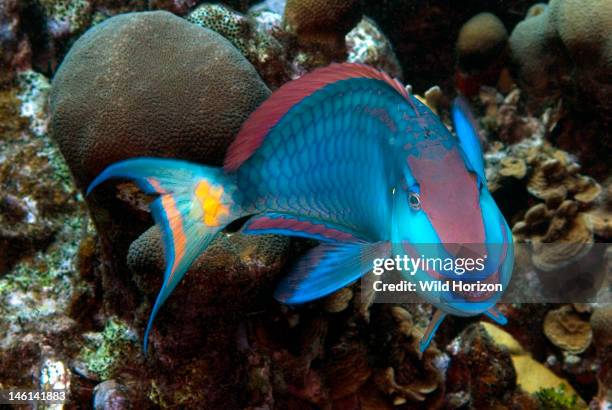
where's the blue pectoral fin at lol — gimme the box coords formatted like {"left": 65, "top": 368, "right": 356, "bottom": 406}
{"left": 275, "top": 241, "right": 391, "bottom": 304}
{"left": 87, "top": 157, "right": 239, "bottom": 353}
{"left": 243, "top": 212, "right": 370, "bottom": 243}
{"left": 452, "top": 97, "right": 486, "bottom": 183}
{"left": 484, "top": 306, "right": 508, "bottom": 325}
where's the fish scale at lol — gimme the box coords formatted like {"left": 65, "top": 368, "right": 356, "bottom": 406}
{"left": 238, "top": 80, "right": 401, "bottom": 234}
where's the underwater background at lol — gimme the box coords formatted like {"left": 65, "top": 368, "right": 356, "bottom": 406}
{"left": 0, "top": 0, "right": 610, "bottom": 408}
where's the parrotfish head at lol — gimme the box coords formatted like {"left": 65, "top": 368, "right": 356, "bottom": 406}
{"left": 389, "top": 97, "right": 514, "bottom": 314}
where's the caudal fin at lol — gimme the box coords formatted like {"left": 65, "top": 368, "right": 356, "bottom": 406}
{"left": 88, "top": 158, "right": 240, "bottom": 352}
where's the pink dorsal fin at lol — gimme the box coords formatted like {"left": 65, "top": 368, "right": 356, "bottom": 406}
{"left": 223, "top": 63, "right": 410, "bottom": 172}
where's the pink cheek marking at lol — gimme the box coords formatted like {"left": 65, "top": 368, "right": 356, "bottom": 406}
{"left": 407, "top": 149, "right": 485, "bottom": 253}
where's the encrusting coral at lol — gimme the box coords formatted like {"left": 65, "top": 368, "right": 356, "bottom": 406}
{"left": 0, "top": 70, "right": 87, "bottom": 402}
{"left": 39, "top": 0, "right": 93, "bottom": 40}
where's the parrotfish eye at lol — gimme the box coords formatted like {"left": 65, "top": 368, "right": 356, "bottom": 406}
{"left": 408, "top": 191, "right": 421, "bottom": 211}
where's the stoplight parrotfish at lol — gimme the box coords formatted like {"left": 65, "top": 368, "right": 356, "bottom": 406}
{"left": 88, "top": 63, "right": 514, "bottom": 353}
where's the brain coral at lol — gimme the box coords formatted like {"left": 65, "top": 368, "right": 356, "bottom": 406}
{"left": 50, "top": 11, "right": 270, "bottom": 276}
{"left": 51, "top": 11, "right": 269, "bottom": 187}
{"left": 509, "top": 0, "right": 612, "bottom": 111}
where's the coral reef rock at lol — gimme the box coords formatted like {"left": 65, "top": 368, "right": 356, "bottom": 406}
{"left": 0, "top": 0, "right": 31, "bottom": 85}
{"left": 127, "top": 226, "right": 290, "bottom": 351}
{"left": 445, "top": 323, "right": 529, "bottom": 409}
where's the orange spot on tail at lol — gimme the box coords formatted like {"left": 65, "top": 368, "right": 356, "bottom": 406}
{"left": 195, "top": 180, "right": 229, "bottom": 227}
